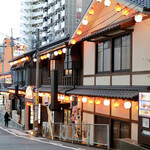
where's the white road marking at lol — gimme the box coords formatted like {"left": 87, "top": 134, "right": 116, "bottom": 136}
{"left": 0, "top": 127, "right": 86, "bottom": 150}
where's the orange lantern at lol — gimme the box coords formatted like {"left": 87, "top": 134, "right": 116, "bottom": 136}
{"left": 95, "top": 100, "right": 101, "bottom": 105}
{"left": 89, "top": 99, "right": 94, "bottom": 104}
{"left": 78, "top": 96, "right": 82, "bottom": 101}
{"left": 58, "top": 50, "right": 62, "bottom": 55}
{"left": 71, "top": 39, "right": 76, "bottom": 45}
{"left": 122, "top": 7, "right": 129, "bottom": 16}
{"left": 114, "top": 100, "right": 120, "bottom": 108}
{"left": 115, "top": 3, "right": 121, "bottom": 12}
{"left": 65, "top": 96, "right": 70, "bottom": 101}
{"left": 89, "top": 8, "right": 94, "bottom": 15}
{"left": 77, "top": 29, "right": 82, "bottom": 35}
{"left": 136, "top": 104, "right": 138, "bottom": 110}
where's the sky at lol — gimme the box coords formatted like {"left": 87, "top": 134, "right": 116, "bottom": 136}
{"left": 0, "top": 0, "right": 21, "bottom": 44}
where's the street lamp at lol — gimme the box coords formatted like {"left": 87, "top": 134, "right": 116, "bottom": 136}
{"left": 34, "top": 29, "right": 40, "bottom": 137}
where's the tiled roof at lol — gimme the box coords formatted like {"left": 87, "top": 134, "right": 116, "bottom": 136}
{"left": 125, "top": 0, "right": 150, "bottom": 9}
{"left": 66, "top": 86, "right": 150, "bottom": 100}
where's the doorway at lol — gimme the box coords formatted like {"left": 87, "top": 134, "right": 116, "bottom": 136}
{"left": 111, "top": 120, "right": 130, "bottom": 148}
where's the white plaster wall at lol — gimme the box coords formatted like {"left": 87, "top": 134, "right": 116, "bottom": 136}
{"left": 82, "top": 112, "right": 94, "bottom": 144}
{"left": 132, "top": 74, "right": 150, "bottom": 86}
{"left": 96, "top": 76, "right": 110, "bottom": 86}
{"left": 83, "top": 41, "right": 95, "bottom": 75}
{"left": 132, "top": 19, "right": 150, "bottom": 72}
{"left": 83, "top": 77, "right": 94, "bottom": 86}
{"left": 131, "top": 123, "right": 138, "bottom": 141}
{"left": 112, "top": 75, "right": 130, "bottom": 85}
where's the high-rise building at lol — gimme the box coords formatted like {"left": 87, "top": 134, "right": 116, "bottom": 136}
{"left": 20, "top": 0, "right": 92, "bottom": 51}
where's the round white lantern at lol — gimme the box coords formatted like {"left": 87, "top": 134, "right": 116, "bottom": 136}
{"left": 104, "top": 99, "right": 110, "bottom": 106}
{"left": 135, "top": 14, "right": 143, "bottom": 23}
{"left": 54, "top": 51, "right": 58, "bottom": 56}
{"left": 62, "top": 48, "right": 67, "bottom": 53}
{"left": 104, "top": 0, "right": 111, "bottom": 7}
{"left": 124, "top": 101, "right": 131, "bottom": 109}
{"left": 47, "top": 53, "right": 50, "bottom": 59}
{"left": 70, "top": 96, "right": 73, "bottom": 101}
{"left": 82, "top": 97, "right": 87, "bottom": 103}
{"left": 82, "top": 19, "right": 88, "bottom": 25}
{"left": 33, "top": 58, "right": 37, "bottom": 62}
{"left": 97, "top": 0, "right": 102, "bottom": 2}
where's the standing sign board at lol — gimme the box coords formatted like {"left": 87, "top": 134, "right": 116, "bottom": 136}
{"left": 138, "top": 92, "right": 150, "bottom": 148}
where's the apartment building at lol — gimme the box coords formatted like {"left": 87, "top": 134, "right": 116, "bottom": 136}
{"left": 20, "top": 0, "right": 92, "bottom": 51}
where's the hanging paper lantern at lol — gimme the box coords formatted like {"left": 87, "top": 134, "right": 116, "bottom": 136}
{"left": 114, "top": 100, "right": 120, "bottom": 108}
{"left": 54, "top": 51, "right": 58, "bottom": 56}
{"left": 47, "top": 53, "right": 50, "bottom": 59}
{"left": 82, "top": 97, "right": 87, "bottom": 103}
{"left": 82, "top": 19, "right": 88, "bottom": 25}
{"left": 104, "top": 99, "right": 110, "bottom": 106}
{"left": 124, "top": 101, "right": 131, "bottom": 109}
{"left": 58, "top": 50, "right": 62, "bottom": 55}
{"left": 71, "top": 39, "right": 76, "bottom": 45}
{"left": 115, "top": 3, "right": 121, "bottom": 12}
{"left": 77, "top": 29, "right": 82, "bottom": 35}
{"left": 89, "top": 99, "right": 94, "bottom": 104}
{"left": 95, "top": 100, "right": 101, "bottom": 105}
{"left": 62, "top": 48, "right": 67, "bottom": 53}
{"left": 135, "top": 13, "right": 143, "bottom": 23}
{"left": 122, "top": 7, "right": 129, "bottom": 16}
{"left": 104, "top": 0, "right": 111, "bottom": 7}
{"left": 97, "top": 0, "right": 102, "bottom": 2}
{"left": 89, "top": 8, "right": 94, "bottom": 15}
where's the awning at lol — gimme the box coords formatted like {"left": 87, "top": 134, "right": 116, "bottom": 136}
{"left": 82, "top": 18, "right": 135, "bottom": 42}
{"left": 65, "top": 86, "right": 150, "bottom": 100}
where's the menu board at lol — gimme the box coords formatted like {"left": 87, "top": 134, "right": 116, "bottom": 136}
{"left": 139, "top": 92, "right": 150, "bottom": 117}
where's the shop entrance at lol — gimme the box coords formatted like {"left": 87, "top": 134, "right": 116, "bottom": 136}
{"left": 111, "top": 120, "right": 130, "bottom": 148}
{"left": 64, "top": 109, "right": 71, "bottom": 124}
{"left": 28, "top": 105, "right": 33, "bottom": 130}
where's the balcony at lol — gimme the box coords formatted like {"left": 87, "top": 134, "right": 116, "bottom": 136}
{"left": 32, "top": 10, "right": 43, "bottom": 17}
{"left": 32, "top": 3, "right": 43, "bottom": 10}
{"left": 43, "top": 21, "right": 48, "bottom": 28}
{"left": 43, "top": 12, "right": 48, "bottom": 18}
{"left": 61, "top": 0, "right": 65, "bottom": 6}
{"left": 43, "top": 2, "right": 48, "bottom": 8}
{"left": 31, "top": 18, "right": 43, "bottom": 25}
{"left": 61, "top": 21, "right": 65, "bottom": 29}
{"left": 48, "top": 7, "right": 54, "bottom": 15}
{"left": 61, "top": 10, "right": 65, "bottom": 17}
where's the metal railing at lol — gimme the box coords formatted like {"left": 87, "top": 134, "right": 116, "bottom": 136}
{"left": 42, "top": 122, "right": 109, "bottom": 149}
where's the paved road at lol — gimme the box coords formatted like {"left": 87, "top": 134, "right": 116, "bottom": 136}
{"left": 0, "top": 126, "right": 102, "bottom": 150}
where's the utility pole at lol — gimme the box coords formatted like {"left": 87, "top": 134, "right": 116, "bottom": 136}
{"left": 34, "top": 28, "right": 40, "bottom": 137}
{"left": 10, "top": 28, "right": 14, "bottom": 59}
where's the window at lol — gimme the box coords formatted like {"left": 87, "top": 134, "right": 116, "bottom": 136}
{"left": 96, "top": 40, "right": 110, "bottom": 73}
{"left": 113, "top": 34, "right": 130, "bottom": 71}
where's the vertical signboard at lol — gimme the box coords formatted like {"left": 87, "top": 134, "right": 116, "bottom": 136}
{"left": 138, "top": 92, "right": 150, "bottom": 148}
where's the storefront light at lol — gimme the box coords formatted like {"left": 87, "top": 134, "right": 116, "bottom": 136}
{"left": 62, "top": 48, "right": 67, "bottom": 53}
{"left": 122, "top": 7, "right": 129, "bottom": 16}
{"left": 89, "top": 99, "right": 94, "bottom": 104}
{"left": 135, "top": 13, "right": 143, "bottom": 23}
{"left": 82, "top": 97, "right": 87, "bottom": 103}
{"left": 104, "top": 0, "right": 111, "bottom": 7}
{"left": 136, "top": 104, "right": 138, "bottom": 110}
{"left": 58, "top": 50, "right": 62, "bottom": 55}
{"left": 70, "top": 96, "right": 73, "bottom": 101}
{"left": 82, "top": 19, "right": 88, "bottom": 25}
{"left": 71, "top": 39, "right": 76, "bottom": 45}
{"left": 114, "top": 100, "right": 120, "bottom": 108}
{"left": 124, "top": 101, "right": 131, "bottom": 109}
{"left": 97, "top": 0, "right": 102, "bottom": 2}
{"left": 61, "top": 95, "right": 65, "bottom": 100}
{"left": 47, "top": 53, "right": 51, "bottom": 59}
{"left": 39, "top": 93, "right": 43, "bottom": 97}
{"left": 104, "top": 99, "right": 110, "bottom": 106}
{"left": 54, "top": 51, "right": 58, "bottom": 56}
{"left": 33, "top": 58, "right": 37, "bottom": 62}
{"left": 77, "top": 29, "right": 82, "bottom": 35}
{"left": 115, "top": 3, "right": 121, "bottom": 12}
{"left": 89, "top": 8, "right": 94, "bottom": 15}
{"left": 95, "top": 100, "right": 101, "bottom": 105}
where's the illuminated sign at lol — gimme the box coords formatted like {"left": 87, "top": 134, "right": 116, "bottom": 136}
{"left": 0, "top": 95, "right": 3, "bottom": 105}
{"left": 25, "top": 86, "right": 34, "bottom": 100}
{"left": 13, "top": 45, "right": 26, "bottom": 57}
{"left": 5, "top": 78, "right": 12, "bottom": 84}
{"left": 139, "top": 92, "right": 150, "bottom": 118}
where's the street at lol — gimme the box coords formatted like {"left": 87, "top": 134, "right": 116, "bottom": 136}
{"left": 0, "top": 126, "right": 102, "bottom": 150}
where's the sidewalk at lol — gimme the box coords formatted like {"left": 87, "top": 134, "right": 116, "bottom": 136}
{"left": 0, "top": 124, "right": 104, "bottom": 150}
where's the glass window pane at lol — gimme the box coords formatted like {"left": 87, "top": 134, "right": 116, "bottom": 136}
{"left": 114, "top": 38, "right": 121, "bottom": 71}
{"left": 104, "top": 41, "right": 110, "bottom": 71}
{"left": 122, "top": 35, "right": 130, "bottom": 70}
{"left": 97, "top": 43, "right": 103, "bottom": 72}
